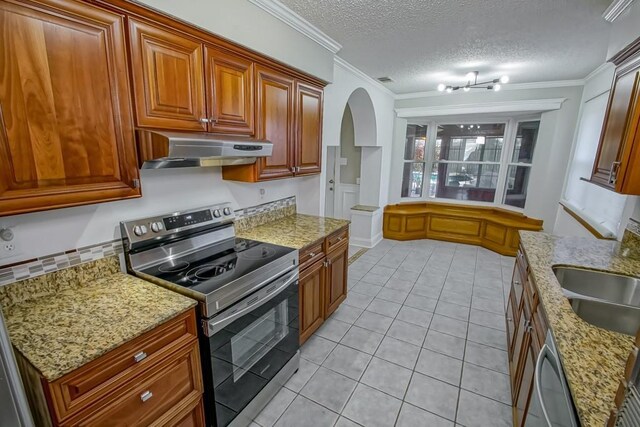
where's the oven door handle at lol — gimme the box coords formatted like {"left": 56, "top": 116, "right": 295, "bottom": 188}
{"left": 205, "top": 270, "right": 298, "bottom": 336}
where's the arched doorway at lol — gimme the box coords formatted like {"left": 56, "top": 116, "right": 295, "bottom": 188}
{"left": 324, "top": 88, "right": 377, "bottom": 218}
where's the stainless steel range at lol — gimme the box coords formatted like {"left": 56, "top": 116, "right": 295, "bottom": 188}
{"left": 121, "top": 203, "right": 300, "bottom": 427}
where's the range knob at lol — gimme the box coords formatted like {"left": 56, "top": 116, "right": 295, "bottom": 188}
{"left": 213, "top": 209, "right": 222, "bottom": 218}
{"left": 223, "top": 207, "right": 232, "bottom": 216}
{"left": 151, "top": 222, "right": 163, "bottom": 233}
{"left": 133, "top": 225, "right": 148, "bottom": 236}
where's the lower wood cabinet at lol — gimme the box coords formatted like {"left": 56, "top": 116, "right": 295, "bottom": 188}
{"left": 298, "top": 226, "right": 349, "bottom": 344}
{"left": 506, "top": 246, "right": 548, "bottom": 427}
{"left": 19, "top": 309, "right": 204, "bottom": 427}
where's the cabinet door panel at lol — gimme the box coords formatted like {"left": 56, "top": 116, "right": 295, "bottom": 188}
{"left": 0, "top": 0, "right": 140, "bottom": 216}
{"left": 325, "top": 241, "right": 348, "bottom": 317}
{"left": 255, "top": 66, "right": 294, "bottom": 180}
{"left": 128, "top": 18, "right": 206, "bottom": 131}
{"left": 592, "top": 66, "right": 640, "bottom": 187}
{"left": 295, "top": 82, "right": 322, "bottom": 175}
{"left": 515, "top": 340, "right": 535, "bottom": 427}
{"left": 299, "top": 260, "right": 325, "bottom": 344}
{"left": 205, "top": 47, "right": 254, "bottom": 134}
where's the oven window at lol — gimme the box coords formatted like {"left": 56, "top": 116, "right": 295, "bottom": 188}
{"left": 204, "top": 280, "right": 299, "bottom": 427}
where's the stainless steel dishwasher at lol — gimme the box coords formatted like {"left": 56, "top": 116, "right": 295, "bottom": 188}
{"left": 525, "top": 331, "right": 578, "bottom": 427}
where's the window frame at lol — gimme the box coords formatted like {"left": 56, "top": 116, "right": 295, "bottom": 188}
{"left": 400, "top": 115, "right": 541, "bottom": 210}
{"left": 401, "top": 124, "right": 428, "bottom": 198}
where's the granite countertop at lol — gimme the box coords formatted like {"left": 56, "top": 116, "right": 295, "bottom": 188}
{"left": 519, "top": 231, "right": 640, "bottom": 427}
{"left": 236, "top": 213, "right": 350, "bottom": 249}
{"left": 0, "top": 257, "right": 196, "bottom": 381}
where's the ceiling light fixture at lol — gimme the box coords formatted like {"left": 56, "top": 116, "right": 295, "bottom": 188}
{"left": 438, "top": 71, "right": 509, "bottom": 93}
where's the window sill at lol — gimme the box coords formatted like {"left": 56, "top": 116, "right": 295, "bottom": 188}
{"left": 398, "top": 196, "right": 525, "bottom": 213}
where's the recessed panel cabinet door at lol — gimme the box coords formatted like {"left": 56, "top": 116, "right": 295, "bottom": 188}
{"left": 128, "top": 18, "right": 207, "bottom": 131}
{"left": 205, "top": 47, "right": 254, "bottom": 134}
{"left": 255, "top": 65, "right": 295, "bottom": 180}
{"left": 325, "top": 241, "right": 349, "bottom": 317}
{"left": 299, "top": 260, "right": 325, "bottom": 345}
{"left": 295, "top": 83, "right": 323, "bottom": 175}
{"left": 0, "top": 0, "right": 140, "bottom": 216}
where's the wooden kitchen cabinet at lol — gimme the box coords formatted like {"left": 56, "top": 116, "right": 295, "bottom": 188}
{"left": 298, "top": 226, "right": 350, "bottom": 344}
{"left": 325, "top": 241, "right": 348, "bottom": 317}
{"left": 128, "top": 18, "right": 207, "bottom": 131}
{"left": 20, "top": 309, "right": 204, "bottom": 427}
{"left": 299, "top": 259, "right": 326, "bottom": 344}
{"left": 507, "top": 245, "right": 548, "bottom": 427}
{"left": 205, "top": 46, "right": 255, "bottom": 135}
{"left": 222, "top": 71, "right": 324, "bottom": 182}
{"left": 0, "top": 0, "right": 141, "bottom": 216}
{"left": 294, "top": 82, "right": 323, "bottom": 175}
{"left": 590, "top": 39, "right": 640, "bottom": 195}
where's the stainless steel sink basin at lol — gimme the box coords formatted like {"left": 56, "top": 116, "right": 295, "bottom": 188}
{"left": 567, "top": 297, "right": 640, "bottom": 336}
{"left": 553, "top": 267, "right": 640, "bottom": 307}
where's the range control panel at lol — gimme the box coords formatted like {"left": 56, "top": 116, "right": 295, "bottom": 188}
{"left": 121, "top": 203, "right": 235, "bottom": 248}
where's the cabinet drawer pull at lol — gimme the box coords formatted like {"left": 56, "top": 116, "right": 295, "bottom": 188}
{"left": 133, "top": 351, "right": 147, "bottom": 363}
{"left": 308, "top": 252, "right": 316, "bottom": 258}
{"left": 609, "top": 161, "right": 622, "bottom": 184}
{"left": 140, "top": 390, "right": 153, "bottom": 402}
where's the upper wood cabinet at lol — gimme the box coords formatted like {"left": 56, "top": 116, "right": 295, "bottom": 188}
{"left": 590, "top": 40, "right": 640, "bottom": 195}
{"left": 128, "top": 18, "right": 207, "bottom": 131}
{"left": 205, "top": 46, "right": 254, "bottom": 134}
{"left": 295, "top": 82, "right": 323, "bottom": 176}
{"left": 0, "top": 0, "right": 140, "bottom": 217}
{"left": 221, "top": 70, "right": 324, "bottom": 182}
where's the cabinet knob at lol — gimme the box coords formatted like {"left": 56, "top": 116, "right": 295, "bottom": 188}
{"left": 140, "top": 390, "right": 153, "bottom": 402}
{"left": 209, "top": 117, "right": 218, "bottom": 124}
{"left": 133, "top": 351, "right": 147, "bottom": 363}
{"left": 308, "top": 252, "right": 316, "bottom": 258}
{"left": 199, "top": 118, "right": 210, "bottom": 124}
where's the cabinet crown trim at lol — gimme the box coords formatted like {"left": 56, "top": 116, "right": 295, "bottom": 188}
{"left": 248, "top": 0, "right": 342, "bottom": 53}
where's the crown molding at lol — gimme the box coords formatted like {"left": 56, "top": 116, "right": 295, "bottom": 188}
{"left": 602, "top": 0, "right": 635, "bottom": 22}
{"left": 248, "top": 0, "right": 342, "bottom": 53}
{"left": 395, "top": 80, "right": 584, "bottom": 100}
{"left": 395, "top": 98, "right": 567, "bottom": 118}
{"left": 584, "top": 62, "right": 613, "bottom": 81}
{"left": 333, "top": 56, "right": 396, "bottom": 97}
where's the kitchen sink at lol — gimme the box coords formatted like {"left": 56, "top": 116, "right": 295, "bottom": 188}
{"left": 553, "top": 267, "right": 640, "bottom": 307}
{"left": 567, "top": 297, "right": 640, "bottom": 336}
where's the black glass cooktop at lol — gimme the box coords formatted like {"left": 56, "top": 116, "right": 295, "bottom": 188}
{"left": 141, "top": 238, "right": 295, "bottom": 295}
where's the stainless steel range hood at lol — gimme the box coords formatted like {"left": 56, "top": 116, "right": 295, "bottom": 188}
{"left": 136, "top": 130, "right": 272, "bottom": 169}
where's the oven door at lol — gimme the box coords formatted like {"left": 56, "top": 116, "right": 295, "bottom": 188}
{"left": 201, "top": 270, "right": 299, "bottom": 427}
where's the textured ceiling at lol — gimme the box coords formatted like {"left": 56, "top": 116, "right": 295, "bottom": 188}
{"left": 279, "top": 0, "right": 613, "bottom": 94}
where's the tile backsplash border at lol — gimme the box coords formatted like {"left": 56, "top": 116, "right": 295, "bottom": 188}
{"left": 0, "top": 196, "right": 297, "bottom": 286}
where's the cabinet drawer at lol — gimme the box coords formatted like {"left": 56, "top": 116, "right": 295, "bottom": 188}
{"left": 299, "top": 240, "right": 325, "bottom": 271}
{"left": 49, "top": 310, "right": 198, "bottom": 421}
{"left": 326, "top": 227, "right": 349, "bottom": 253}
{"left": 64, "top": 340, "right": 203, "bottom": 426}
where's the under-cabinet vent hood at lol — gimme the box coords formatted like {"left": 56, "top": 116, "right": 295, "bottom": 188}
{"left": 136, "top": 130, "right": 272, "bottom": 169}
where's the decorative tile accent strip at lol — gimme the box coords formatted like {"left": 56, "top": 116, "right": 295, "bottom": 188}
{"left": 348, "top": 248, "right": 368, "bottom": 265}
{"left": 621, "top": 218, "right": 640, "bottom": 259}
{"left": 234, "top": 196, "right": 297, "bottom": 232}
{"left": 0, "top": 240, "right": 123, "bottom": 287}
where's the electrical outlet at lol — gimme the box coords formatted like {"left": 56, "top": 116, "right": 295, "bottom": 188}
{"left": 0, "top": 242, "right": 20, "bottom": 260}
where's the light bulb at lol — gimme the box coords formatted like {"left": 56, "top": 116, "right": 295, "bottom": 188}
{"left": 463, "top": 86, "right": 470, "bottom": 92}
{"left": 469, "top": 125, "right": 474, "bottom": 129}
{"left": 437, "top": 83, "right": 446, "bottom": 92}
{"left": 446, "top": 87, "right": 453, "bottom": 93}
{"left": 500, "top": 75, "right": 509, "bottom": 84}
{"left": 494, "top": 84, "right": 502, "bottom": 91}
{"left": 459, "top": 125, "right": 464, "bottom": 128}
{"left": 465, "top": 71, "right": 477, "bottom": 80}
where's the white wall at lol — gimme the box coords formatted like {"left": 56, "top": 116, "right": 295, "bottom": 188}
{"left": 607, "top": 0, "right": 640, "bottom": 61}
{"left": 0, "top": 169, "right": 320, "bottom": 263}
{"left": 134, "top": 0, "right": 334, "bottom": 82}
{"left": 339, "top": 105, "right": 361, "bottom": 185}
{"left": 389, "top": 85, "right": 584, "bottom": 232}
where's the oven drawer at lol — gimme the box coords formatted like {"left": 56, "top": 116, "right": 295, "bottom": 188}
{"left": 63, "top": 340, "right": 203, "bottom": 426}
{"left": 326, "top": 227, "right": 348, "bottom": 254}
{"left": 48, "top": 309, "right": 198, "bottom": 421}
{"left": 299, "top": 240, "right": 324, "bottom": 271}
